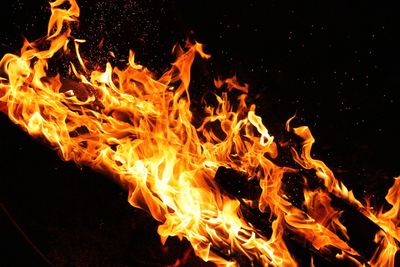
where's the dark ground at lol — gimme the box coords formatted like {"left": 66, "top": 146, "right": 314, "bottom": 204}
{"left": 1, "top": 0, "right": 399, "bottom": 266}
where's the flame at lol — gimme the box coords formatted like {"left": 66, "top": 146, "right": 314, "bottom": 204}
{"left": 1, "top": 1, "right": 399, "bottom": 266}
{"left": 288, "top": 123, "right": 399, "bottom": 266}
{"left": 303, "top": 188, "right": 349, "bottom": 241}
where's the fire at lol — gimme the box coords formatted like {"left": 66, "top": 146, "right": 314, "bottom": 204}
{"left": 1, "top": 0, "right": 398, "bottom": 266}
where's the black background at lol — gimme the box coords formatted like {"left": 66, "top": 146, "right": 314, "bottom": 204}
{"left": 1, "top": 0, "right": 399, "bottom": 266}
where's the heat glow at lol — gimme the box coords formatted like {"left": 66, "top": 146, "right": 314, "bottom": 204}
{"left": 1, "top": 1, "right": 398, "bottom": 266}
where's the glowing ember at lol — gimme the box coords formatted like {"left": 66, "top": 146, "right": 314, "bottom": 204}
{"left": 0, "top": 0, "right": 398, "bottom": 266}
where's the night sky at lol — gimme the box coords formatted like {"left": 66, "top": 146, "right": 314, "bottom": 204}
{"left": 1, "top": 0, "right": 399, "bottom": 266}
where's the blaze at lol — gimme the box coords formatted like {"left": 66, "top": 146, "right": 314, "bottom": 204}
{"left": 1, "top": 0, "right": 398, "bottom": 266}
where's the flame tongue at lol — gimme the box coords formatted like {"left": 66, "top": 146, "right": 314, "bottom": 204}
{"left": 1, "top": 0, "right": 399, "bottom": 266}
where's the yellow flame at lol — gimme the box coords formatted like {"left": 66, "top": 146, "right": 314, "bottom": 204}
{"left": 288, "top": 123, "right": 399, "bottom": 266}
{"left": 1, "top": 1, "right": 398, "bottom": 266}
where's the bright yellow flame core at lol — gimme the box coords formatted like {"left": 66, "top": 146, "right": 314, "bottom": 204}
{"left": 0, "top": 1, "right": 398, "bottom": 266}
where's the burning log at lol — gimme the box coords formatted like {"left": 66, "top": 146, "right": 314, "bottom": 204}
{"left": 214, "top": 166, "right": 399, "bottom": 266}
{"left": 296, "top": 166, "right": 400, "bottom": 259}
{"left": 59, "top": 77, "right": 105, "bottom": 111}
{"left": 286, "top": 125, "right": 400, "bottom": 240}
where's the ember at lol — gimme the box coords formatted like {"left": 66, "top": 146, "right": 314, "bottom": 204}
{"left": 1, "top": 0, "right": 399, "bottom": 266}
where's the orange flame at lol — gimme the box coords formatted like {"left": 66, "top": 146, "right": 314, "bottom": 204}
{"left": 288, "top": 122, "right": 399, "bottom": 266}
{"left": 1, "top": 1, "right": 398, "bottom": 266}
